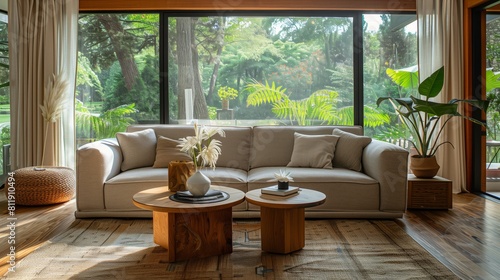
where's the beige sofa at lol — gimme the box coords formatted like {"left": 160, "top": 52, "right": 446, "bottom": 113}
{"left": 75, "top": 125, "right": 409, "bottom": 219}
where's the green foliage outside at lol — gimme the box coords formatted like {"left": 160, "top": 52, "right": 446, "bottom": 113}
{"left": 75, "top": 100, "right": 137, "bottom": 144}
{"left": 486, "top": 70, "right": 500, "bottom": 140}
{"left": 0, "top": 17, "right": 10, "bottom": 177}
{"left": 77, "top": 13, "right": 418, "bottom": 141}
{"left": 246, "top": 80, "right": 389, "bottom": 126}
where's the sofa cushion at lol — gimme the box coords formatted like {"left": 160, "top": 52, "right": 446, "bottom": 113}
{"left": 332, "top": 128, "right": 372, "bottom": 172}
{"left": 248, "top": 166, "right": 377, "bottom": 184}
{"left": 287, "top": 132, "right": 339, "bottom": 169}
{"left": 247, "top": 167, "right": 380, "bottom": 212}
{"left": 198, "top": 167, "right": 248, "bottom": 185}
{"left": 128, "top": 125, "right": 252, "bottom": 171}
{"left": 250, "top": 126, "right": 363, "bottom": 168}
{"left": 153, "top": 136, "right": 191, "bottom": 168}
{"left": 116, "top": 128, "right": 157, "bottom": 171}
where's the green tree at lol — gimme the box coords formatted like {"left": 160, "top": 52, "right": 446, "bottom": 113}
{"left": 378, "top": 15, "right": 417, "bottom": 70}
{"left": 76, "top": 51, "right": 103, "bottom": 103}
{"left": 263, "top": 17, "right": 353, "bottom": 90}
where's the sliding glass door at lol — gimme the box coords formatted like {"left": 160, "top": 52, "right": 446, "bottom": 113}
{"left": 485, "top": 7, "right": 500, "bottom": 198}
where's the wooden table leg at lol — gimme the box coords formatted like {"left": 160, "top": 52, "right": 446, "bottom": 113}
{"left": 153, "top": 208, "right": 233, "bottom": 262}
{"left": 260, "top": 207, "right": 305, "bottom": 254}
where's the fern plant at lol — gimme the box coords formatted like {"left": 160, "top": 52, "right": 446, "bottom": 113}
{"left": 75, "top": 100, "right": 137, "bottom": 141}
{"left": 245, "top": 80, "right": 389, "bottom": 127}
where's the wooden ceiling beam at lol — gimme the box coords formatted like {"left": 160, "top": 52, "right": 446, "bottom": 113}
{"left": 79, "top": 0, "right": 416, "bottom": 12}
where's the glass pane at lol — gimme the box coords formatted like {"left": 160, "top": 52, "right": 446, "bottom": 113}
{"left": 76, "top": 14, "right": 160, "bottom": 146}
{"left": 362, "top": 14, "right": 417, "bottom": 142}
{"left": 485, "top": 11, "right": 500, "bottom": 196}
{"left": 0, "top": 12, "right": 10, "bottom": 181}
{"left": 167, "top": 16, "right": 354, "bottom": 126}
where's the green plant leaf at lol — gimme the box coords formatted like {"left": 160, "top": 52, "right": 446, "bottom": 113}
{"left": 418, "top": 66, "right": 444, "bottom": 98}
{"left": 412, "top": 97, "right": 459, "bottom": 116}
{"left": 486, "top": 69, "right": 500, "bottom": 93}
{"left": 376, "top": 96, "right": 413, "bottom": 108}
{"left": 449, "top": 98, "right": 490, "bottom": 112}
{"left": 386, "top": 66, "right": 419, "bottom": 90}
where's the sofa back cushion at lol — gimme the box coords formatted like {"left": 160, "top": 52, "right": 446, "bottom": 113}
{"left": 116, "top": 128, "right": 157, "bottom": 171}
{"left": 332, "top": 128, "right": 372, "bottom": 171}
{"left": 127, "top": 125, "right": 252, "bottom": 171}
{"left": 250, "top": 126, "right": 363, "bottom": 168}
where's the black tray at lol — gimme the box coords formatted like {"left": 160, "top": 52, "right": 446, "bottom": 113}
{"left": 169, "top": 191, "right": 229, "bottom": 204}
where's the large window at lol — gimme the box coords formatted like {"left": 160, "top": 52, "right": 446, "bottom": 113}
{"left": 77, "top": 12, "right": 417, "bottom": 142}
{"left": 76, "top": 14, "right": 160, "bottom": 146}
{"left": 167, "top": 15, "right": 354, "bottom": 126}
{"left": 362, "top": 13, "right": 417, "bottom": 140}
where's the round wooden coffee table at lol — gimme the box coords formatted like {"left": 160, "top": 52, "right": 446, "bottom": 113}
{"left": 133, "top": 185, "right": 245, "bottom": 262}
{"left": 245, "top": 187, "right": 326, "bottom": 254}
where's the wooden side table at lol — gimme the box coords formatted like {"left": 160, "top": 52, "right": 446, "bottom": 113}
{"left": 245, "top": 188, "right": 326, "bottom": 254}
{"left": 407, "top": 174, "right": 452, "bottom": 209}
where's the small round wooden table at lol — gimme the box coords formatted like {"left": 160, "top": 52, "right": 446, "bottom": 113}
{"left": 133, "top": 185, "right": 244, "bottom": 262}
{"left": 245, "top": 187, "right": 326, "bottom": 254}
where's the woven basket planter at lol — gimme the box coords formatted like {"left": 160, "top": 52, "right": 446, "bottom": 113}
{"left": 7, "top": 166, "right": 76, "bottom": 206}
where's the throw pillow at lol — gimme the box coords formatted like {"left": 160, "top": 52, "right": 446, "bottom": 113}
{"left": 332, "top": 128, "right": 372, "bottom": 171}
{"left": 153, "top": 136, "right": 192, "bottom": 168}
{"left": 287, "top": 132, "right": 340, "bottom": 169}
{"left": 116, "top": 128, "right": 157, "bottom": 171}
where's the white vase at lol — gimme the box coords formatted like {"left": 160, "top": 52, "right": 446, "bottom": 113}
{"left": 186, "top": 170, "right": 211, "bottom": 197}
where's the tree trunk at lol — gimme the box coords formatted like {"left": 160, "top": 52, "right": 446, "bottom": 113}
{"left": 207, "top": 17, "right": 226, "bottom": 104}
{"left": 176, "top": 17, "right": 195, "bottom": 120}
{"left": 190, "top": 18, "right": 209, "bottom": 119}
{"left": 96, "top": 14, "right": 139, "bottom": 91}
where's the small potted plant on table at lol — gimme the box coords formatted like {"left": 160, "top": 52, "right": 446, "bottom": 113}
{"left": 274, "top": 169, "right": 293, "bottom": 190}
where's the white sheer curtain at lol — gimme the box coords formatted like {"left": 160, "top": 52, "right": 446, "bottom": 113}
{"left": 9, "top": 0, "right": 78, "bottom": 169}
{"left": 417, "top": 0, "right": 465, "bottom": 193}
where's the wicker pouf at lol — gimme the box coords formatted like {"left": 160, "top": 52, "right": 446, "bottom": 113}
{"left": 8, "top": 166, "right": 76, "bottom": 206}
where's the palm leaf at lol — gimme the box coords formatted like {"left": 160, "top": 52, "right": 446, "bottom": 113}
{"left": 246, "top": 81, "right": 287, "bottom": 106}
{"left": 386, "top": 66, "right": 419, "bottom": 90}
{"left": 486, "top": 69, "right": 500, "bottom": 93}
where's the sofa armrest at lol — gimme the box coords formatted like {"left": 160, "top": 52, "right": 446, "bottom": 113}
{"left": 362, "top": 140, "right": 409, "bottom": 212}
{"left": 76, "top": 138, "right": 122, "bottom": 212}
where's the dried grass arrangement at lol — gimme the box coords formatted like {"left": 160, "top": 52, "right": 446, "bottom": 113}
{"left": 39, "top": 72, "right": 69, "bottom": 165}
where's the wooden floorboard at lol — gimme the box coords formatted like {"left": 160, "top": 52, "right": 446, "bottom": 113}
{"left": 1, "top": 190, "right": 499, "bottom": 279}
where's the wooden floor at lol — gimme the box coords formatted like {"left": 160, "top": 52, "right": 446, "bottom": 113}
{"left": 1, "top": 190, "right": 499, "bottom": 279}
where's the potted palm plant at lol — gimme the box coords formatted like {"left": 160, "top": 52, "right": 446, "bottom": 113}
{"left": 377, "top": 66, "right": 489, "bottom": 178}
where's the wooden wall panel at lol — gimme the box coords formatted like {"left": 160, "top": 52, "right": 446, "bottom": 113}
{"left": 79, "top": 0, "right": 416, "bottom": 12}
